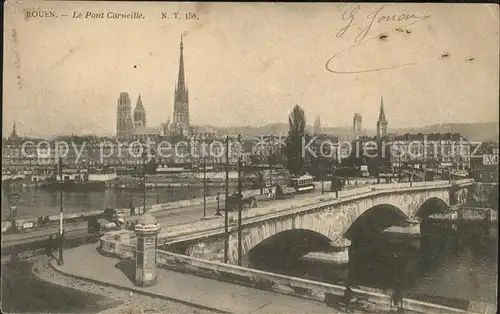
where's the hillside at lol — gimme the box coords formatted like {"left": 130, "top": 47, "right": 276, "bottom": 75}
{"left": 202, "top": 122, "right": 498, "bottom": 142}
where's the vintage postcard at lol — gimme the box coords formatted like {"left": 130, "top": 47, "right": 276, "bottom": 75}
{"left": 2, "top": 1, "right": 498, "bottom": 314}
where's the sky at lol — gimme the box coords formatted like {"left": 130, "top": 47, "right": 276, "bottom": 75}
{"left": 3, "top": 2, "right": 499, "bottom": 137}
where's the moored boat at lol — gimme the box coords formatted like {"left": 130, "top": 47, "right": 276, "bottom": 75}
{"left": 40, "top": 179, "right": 106, "bottom": 192}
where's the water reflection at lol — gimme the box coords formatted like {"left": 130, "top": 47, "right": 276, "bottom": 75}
{"left": 248, "top": 219, "right": 498, "bottom": 305}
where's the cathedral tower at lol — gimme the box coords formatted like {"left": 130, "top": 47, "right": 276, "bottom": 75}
{"left": 353, "top": 113, "right": 362, "bottom": 138}
{"left": 134, "top": 95, "right": 147, "bottom": 129}
{"left": 117, "top": 92, "right": 133, "bottom": 140}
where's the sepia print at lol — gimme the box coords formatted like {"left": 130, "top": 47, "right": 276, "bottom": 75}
{"left": 2, "top": 1, "right": 499, "bottom": 314}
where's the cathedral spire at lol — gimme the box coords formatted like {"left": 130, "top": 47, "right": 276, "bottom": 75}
{"left": 177, "top": 35, "right": 186, "bottom": 94}
{"left": 172, "top": 34, "right": 190, "bottom": 137}
{"left": 9, "top": 121, "right": 19, "bottom": 141}
{"left": 377, "top": 95, "right": 388, "bottom": 140}
{"left": 379, "top": 95, "right": 386, "bottom": 122}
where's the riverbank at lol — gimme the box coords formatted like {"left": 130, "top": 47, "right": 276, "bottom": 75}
{"left": 1, "top": 258, "right": 120, "bottom": 314}
{"left": 24, "top": 256, "right": 219, "bottom": 314}
{"left": 53, "top": 244, "right": 401, "bottom": 314}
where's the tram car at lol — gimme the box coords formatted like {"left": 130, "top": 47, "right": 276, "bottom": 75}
{"left": 290, "top": 174, "right": 315, "bottom": 193}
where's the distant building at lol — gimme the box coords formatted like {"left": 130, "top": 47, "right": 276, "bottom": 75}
{"left": 376, "top": 96, "right": 388, "bottom": 140}
{"left": 472, "top": 164, "right": 498, "bottom": 182}
{"left": 353, "top": 113, "right": 362, "bottom": 137}
{"left": 116, "top": 92, "right": 134, "bottom": 141}
{"left": 313, "top": 116, "right": 322, "bottom": 136}
{"left": 115, "top": 36, "right": 193, "bottom": 141}
{"left": 133, "top": 95, "right": 146, "bottom": 129}
{"left": 389, "top": 133, "right": 471, "bottom": 170}
{"left": 8, "top": 122, "right": 19, "bottom": 143}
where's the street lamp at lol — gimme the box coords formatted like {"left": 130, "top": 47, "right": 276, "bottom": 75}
{"left": 237, "top": 134, "right": 243, "bottom": 266}
{"left": 216, "top": 192, "right": 221, "bottom": 216}
{"left": 203, "top": 155, "right": 207, "bottom": 218}
{"left": 142, "top": 151, "right": 147, "bottom": 214}
{"left": 58, "top": 157, "right": 64, "bottom": 265}
{"left": 224, "top": 136, "right": 230, "bottom": 264}
{"left": 129, "top": 189, "right": 134, "bottom": 215}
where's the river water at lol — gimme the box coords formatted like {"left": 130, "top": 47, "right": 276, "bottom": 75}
{"left": 249, "top": 219, "right": 498, "bottom": 308}
{"left": 1, "top": 186, "right": 225, "bottom": 220}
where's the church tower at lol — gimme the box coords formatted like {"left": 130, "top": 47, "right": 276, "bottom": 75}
{"left": 173, "top": 35, "right": 190, "bottom": 136}
{"left": 117, "top": 92, "right": 134, "bottom": 140}
{"left": 353, "top": 113, "right": 362, "bottom": 138}
{"left": 133, "top": 95, "right": 147, "bottom": 129}
{"left": 313, "top": 116, "right": 322, "bottom": 136}
{"left": 8, "top": 122, "right": 19, "bottom": 143}
{"left": 376, "top": 96, "right": 388, "bottom": 140}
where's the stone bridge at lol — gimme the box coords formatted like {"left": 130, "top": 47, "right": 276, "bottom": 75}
{"left": 158, "top": 180, "right": 473, "bottom": 265}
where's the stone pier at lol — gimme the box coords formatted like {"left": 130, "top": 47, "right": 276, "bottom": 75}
{"left": 300, "top": 238, "right": 351, "bottom": 280}
{"left": 405, "top": 217, "right": 422, "bottom": 237}
{"left": 384, "top": 218, "right": 422, "bottom": 237}
{"left": 383, "top": 218, "right": 422, "bottom": 249}
{"left": 301, "top": 237, "right": 351, "bottom": 265}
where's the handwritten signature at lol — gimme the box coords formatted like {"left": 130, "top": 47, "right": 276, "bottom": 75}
{"left": 337, "top": 5, "right": 431, "bottom": 43}
{"left": 326, "top": 5, "right": 431, "bottom": 74}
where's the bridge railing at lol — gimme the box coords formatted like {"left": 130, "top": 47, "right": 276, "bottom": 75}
{"left": 157, "top": 179, "right": 474, "bottom": 240}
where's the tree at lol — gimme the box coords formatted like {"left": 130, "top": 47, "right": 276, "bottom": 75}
{"left": 285, "top": 105, "right": 307, "bottom": 176}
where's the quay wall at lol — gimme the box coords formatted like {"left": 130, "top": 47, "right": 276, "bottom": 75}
{"left": 99, "top": 232, "right": 478, "bottom": 314}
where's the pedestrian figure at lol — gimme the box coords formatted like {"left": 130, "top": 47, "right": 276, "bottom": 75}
{"left": 343, "top": 285, "right": 355, "bottom": 313}
{"left": 391, "top": 288, "right": 404, "bottom": 312}
{"left": 46, "top": 235, "right": 53, "bottom": 257}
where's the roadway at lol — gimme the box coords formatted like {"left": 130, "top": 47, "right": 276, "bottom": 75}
{"left": 1, "top": 188, "right": 330, "bottom": 249}
{"left": 1, "top": 221, "right": 90, "bottom": 249}
{"left": 126, "top": 188, "right": 329, "bottom": 227}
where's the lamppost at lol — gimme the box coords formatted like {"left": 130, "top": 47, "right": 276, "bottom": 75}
{"left": 224, "top": 136, "right": 230, "bottom": 263}
{"left": 129, "top": 189, "right": 134, "bottom": 215}
{"left": 216, "top": 192, "right": 221, "bottom": 216}
{"left": 321, "top": 161, "right": 325, "bottom": 194}
{"left": 58, "top": 157, "right": 64, "bottom": 265}
{"left": 237, "top": 134, "right": 243, "bottom": 266}
{"left": 203, "top": 155, "right": 207, "bottom": 218}
{"left": 142, "top": 151, "right": 147, "bottom": 214}
{"left": 268, "top": 151, "right": 273, "bottom": 191}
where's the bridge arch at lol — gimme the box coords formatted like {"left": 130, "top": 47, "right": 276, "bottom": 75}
{"left": 244, "top": 229, "right": 331, "bottom": 268}
{"left": 414, "top": 197, "right": 450, "bottom": 218}
{"left": 233, "top": 219, "right": 335, "bottom": 265}
{"left": 345, "top": 204, "right": 409, "bottom": 243}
